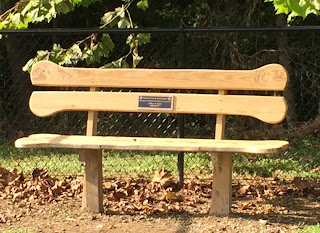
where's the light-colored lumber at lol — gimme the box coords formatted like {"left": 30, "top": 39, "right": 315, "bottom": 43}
{"left": 80, "top": 149, "right": 103, "bottom": 213}
{"left": 15, "top": 134, "right": 289, "bottom": 154}
{"left": 86, "top": 88, "right": 99, "bottom": 136}
{"left": 214, "top": 90, "right": 227, "bottom": 141}
{"left": 210, "top": 152, "right": 232, "bottom": 216}
{"left": 31, "top": 61, "right": 288, "bottom": 91}
{"left": 79, "top": 87, "right": 99, "bottom": 162}
{"left": 80, "top": 87, "right": 103, "bottom": 213}
{"left": 210, "top": 90, "right": 232, "bottom": 216}
{"left": 29, "top": 91, "right": 287, "bottom": 124}
{"left": 15, "top": 61, "right": 291, "bottom": 217}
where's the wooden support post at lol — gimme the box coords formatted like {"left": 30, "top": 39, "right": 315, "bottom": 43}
{"left": 210, "top": 152, "right": 232, "bottom": 216}
{"left": 80, "top": 149, "right": 103, "bottom": 213}
{"left": 80, "top": 87, "right": 103, "bottom": 213}
{"left": 209, "top": 90, "right": 233, "bottom": 216}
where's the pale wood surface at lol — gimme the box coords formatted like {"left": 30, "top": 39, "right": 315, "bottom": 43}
{"left": 210, "top": 90, "right": 232, "bottom": 216}
{"left": 81, "top": 87, "right": 103, "bottom": 213}
{"left": 210, "top": 153, "right": 232, "bottom": 216}
{"left": 86, "top": 87, "right": 99, "bottom": 136}
{"left": 20, "top": 62, "right": 290, "bottom": 216}
{"left": 29, "top": 91, "right": 287, "bottom": 124}
{"left": 15, "top": 134, "right": 289, "bottom": 154}
{"left": 79, "top": 87, "right": 99, "bottom": 162}
{"left": 214, "top": 90, "right": 227, "bottom": 140}
{"left": 80, "top": 149, "right": 103, "bottom": 213}
{"left": 31, "top": 61, "right": 288, "bottom": 91}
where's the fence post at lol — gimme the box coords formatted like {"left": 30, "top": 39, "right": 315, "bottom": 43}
{"left": 177, "top": 26, "right": 185, "bottom": 190}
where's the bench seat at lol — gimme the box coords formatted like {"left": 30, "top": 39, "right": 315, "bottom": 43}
{"left": 15, "top": 134, "right": 289, "bottom": 154}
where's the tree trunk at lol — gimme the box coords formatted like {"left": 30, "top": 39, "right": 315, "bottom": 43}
{"left": 276, "top": 14, "right": 298, "bottom": 125}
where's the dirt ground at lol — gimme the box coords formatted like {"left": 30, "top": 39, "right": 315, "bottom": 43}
{"left": 0, "top": 169, "right": 319, "bottom": 233}
{"left": 0, "top": 196, "right": 319, "bottom": 233}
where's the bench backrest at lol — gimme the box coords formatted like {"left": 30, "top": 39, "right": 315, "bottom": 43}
{"left": 29, "top": 61, "right": 288, "bottom": 137}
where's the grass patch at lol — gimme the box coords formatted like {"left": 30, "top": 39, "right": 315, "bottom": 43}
{"left": 297, "top": 224, "right": 320, "bottom": 233}
{"left": 0, "top": 138, "right": 319, "bottom": 178}
{"left": 234, "top": 138, "right": 320, "bottom": 178}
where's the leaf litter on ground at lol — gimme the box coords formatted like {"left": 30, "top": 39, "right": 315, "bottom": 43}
{"left": 0, "top": 167, "right": 319, "bottom": 227}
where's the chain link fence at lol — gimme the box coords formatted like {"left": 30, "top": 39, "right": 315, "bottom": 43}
{"left": 0, "top": 28, "right": 319, "bottom": 182}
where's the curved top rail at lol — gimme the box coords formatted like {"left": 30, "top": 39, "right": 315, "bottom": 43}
{"left": 30, "top": 61, "right": 288, "bottom": 91}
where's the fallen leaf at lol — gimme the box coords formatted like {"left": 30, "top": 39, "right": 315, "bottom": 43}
{"left": 104, "top": 182, "right": 116, "bottom": 191}
{"left": 276, "top": 187, "right": 287, "bottom": 196}
{"left": 0, "top": 167, "right": 19, "bottom": 186}
{"left": 0, "top": 214, "right": 6, "bottom": 223}
{"left": 113, "top": 189, "right": 128, "bottom": 199}
{"left": 238, "top": 185, "right": 250, "bottom": 195}
{"left": 143, "top": 199, "right": 149, "bottom": 205}
{"left": 152, "top": 169, "right": 174, "bottom": 188}
{"left": 259, "top": 219, "right": 268, "bottom": 225}
{"left": 165, "top": 192, "right": 183, "bottom": 202}
{"left": 293, "top": 177, "right": 312, "bottom": 192}
{"left": 107, "top": 193, "right": 116, "bottom": 201}
{"left": 237, "top": 202, "right": 253, "bottom": 211}
{"left": 97, "top": 224, "right": 104, "bottom": 228}
{"left": 32, "top": 168, "right": 48, "bottom": 179}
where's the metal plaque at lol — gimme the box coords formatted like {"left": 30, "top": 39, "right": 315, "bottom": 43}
{"left": 138, "top": 95, "right": 174, "bottom": 110}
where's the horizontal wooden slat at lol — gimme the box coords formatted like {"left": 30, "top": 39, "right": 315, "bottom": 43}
{"left": 29, "top": 91, "right": 287, "bottom": 124}
{"left": 31, "top": 61, "right": 288, "bottom": 91}
{"left": 15, "top": 134, "right": 289, "bottom": 154}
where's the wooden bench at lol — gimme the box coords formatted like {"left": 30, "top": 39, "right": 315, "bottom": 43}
{"left": 15, "top": 61, "right": 289, "bottom": 216}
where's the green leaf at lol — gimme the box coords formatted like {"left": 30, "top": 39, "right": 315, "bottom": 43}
{"left": 29, "top": 8, "right": 40, "bottom": 22}
{"left": 23, "top": 58, "right": 36, "bottom": 72}
{"left": 101, "top": 11, "right": 115, "bottom": 25}
{"left": 70, "top": 44, "right": 82, "bottom": 58}
{"left": 101, "top": 58, "right": 130, "bottom": 68}
{"left": 21, "top": 1, "right": 35, "bottom": 15}
{"left": 136, "top": 33, "right": 151, "bottom": 45}
{"left": 70, "top": 0, "right": 83, "bottom": 4}
{"left": 55, "top": 1, "right": 74, "bottom": 15}
{"left": 137, "top": 0, "right": 149, "bottom": 11}
{"left": 266, "top": 0, "right": 320, "bottom": 21}
{"left": 118, "top": 18, "right": 131, "bottom": 28}
{"left": 132, "top": 48, "right": 142, "bottom": 68}
{"left": 102, "top": 34, "right": 115, "bottom": 51}
{"left": 49, "top": 44, "right": 65, "bottom": 63}
{"left": 276, "top": 5, "right": 289, "bottom": 14}
{"left": 81, "top": 0, "right": 98, "bottom": 7}
{"left": 287, "top": 0, "right": 307, "bottom": 18}
{"left": 37, "top": 50, "right": 50, "bottom": 59}
{"left": 82, "top": 49, "right": 96, "bottom": 65}
{"left": 115, "top": 7, "right": 125, "bottom": 18}
{"left": 126, "top": 34, "right": 135, "bottom": 48}
{"left": 10, "top": 13, "right": 22, "bottom": 26}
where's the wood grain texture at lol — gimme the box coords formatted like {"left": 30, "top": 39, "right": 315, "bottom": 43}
{"left": 86, "top": 87, "right": 99, "bottom": 136}
{"left": 80, "top": 149, "right": 103, "bottom": 213}
{"left": 80, "top": 87, "right": 103, "bottom": 213}
{"left": 15, "top": 134, "right": 289, "bottom": 154}
{"left": 210, "top": 90, "right": 232, "bottom": 216}
{"left": 214, "top": 90, "right": 227, "bottom": 140}
{"left": 79, "top": 87, "right": 99, "bottom": 162}
{"left": 210, "top": 152, "right": 232, "bottom": 216}
{"left": 31, "top": 61, "right": 288, "bottom": 91}
{"left": 29, "top": 91, "right": 287, "bottom": 124}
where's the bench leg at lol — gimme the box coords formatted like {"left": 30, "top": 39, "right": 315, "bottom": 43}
{"left": 209, "top": 152, "right": 233, "bottom": 216}
{"left": 80, "top": 149, "right": 103, "bottom": 213}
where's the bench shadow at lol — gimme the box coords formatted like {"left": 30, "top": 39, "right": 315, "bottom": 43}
{"left": 103, "top": 194, "right": 319, "bottom": 233}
